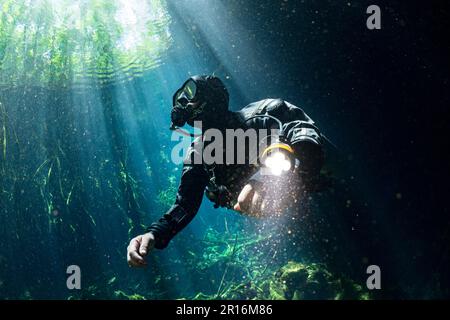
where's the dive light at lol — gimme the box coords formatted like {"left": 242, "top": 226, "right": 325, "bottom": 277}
{"left": 244, "top": 114, "right": 297, "bottom": 176}
{"left": 261, "top": 141, "right": 295, "bottom": 176}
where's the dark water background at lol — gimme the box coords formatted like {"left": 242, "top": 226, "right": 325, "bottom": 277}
{"left": 0, "top": 0, "right": 449, "bottom": 299}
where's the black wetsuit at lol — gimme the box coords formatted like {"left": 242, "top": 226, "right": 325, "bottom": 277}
{"left": 148, "top": 98, "right": 324, "bottom": 249}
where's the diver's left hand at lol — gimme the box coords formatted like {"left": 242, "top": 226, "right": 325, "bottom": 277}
{"left": 234, "top": 172, "right": 300, "bottom": 217}
{"left": 234, "top": 183, "right": 266, "bottom": 217}
{"left": 233, "top": 182, "right": 285, "bottom": 217}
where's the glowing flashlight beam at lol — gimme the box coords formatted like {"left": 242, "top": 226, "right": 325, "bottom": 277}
{"left": 264, "top": 152, "right": 291, "bottom": 176}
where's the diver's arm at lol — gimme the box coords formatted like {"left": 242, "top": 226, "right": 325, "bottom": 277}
{"left": 234, "top": 124, "right": 323, "bottom": 216}
{"left": 146, "top": 161, "right": 208, "bottom": 249}
{"left": 234, "top": 107, "right": 324, "bottom": 215}
{"left": 256, "top": 98, "right": 324, "bottom": 177}
{"left": 283, "top": 120, "right": 324, "bottom": 178}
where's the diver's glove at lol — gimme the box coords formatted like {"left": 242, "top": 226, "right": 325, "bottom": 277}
{"left": 233, "top": 169, "right": 301, "bottom": 217}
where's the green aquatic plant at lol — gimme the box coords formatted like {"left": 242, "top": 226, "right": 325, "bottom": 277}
{"left": 114, "top": 290, "right": 146, "bottom": 300}
{"left": 191, "top": 259, "right": 369, "bottom": 300}
{"left": 184, "top": 227, "right": 277, "bottom": 300}
{"left": 183, "top": 227, "right": 370, "bottom": 300}
{"left": 0, "top": 0, "right": 172, "bottom": 87}
{"left": 156, "top": 174, "right": 177, "bottom": 211}
{"left": 117, "top": 159, "right": 146, "bottom": 236}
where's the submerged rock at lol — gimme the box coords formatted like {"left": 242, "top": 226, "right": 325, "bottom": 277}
{"left": 191, "top": 260, "right": 370, "bottom": 300}
{"left": 268, "top": 261, "right": 369, "bottom": 300}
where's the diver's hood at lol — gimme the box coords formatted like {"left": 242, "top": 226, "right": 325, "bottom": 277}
{"left": 171, "top": 75, "right": 230, "bottom": 130}
{"left": 188, "top": 75, "right": 229, "bottom": 128}
{"left": 190, "top": 75, "right": 229, "bottom": 112}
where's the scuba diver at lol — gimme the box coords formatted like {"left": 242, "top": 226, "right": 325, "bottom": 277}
{"left": 127, "top": 75, "right": 325, "bottom": 267}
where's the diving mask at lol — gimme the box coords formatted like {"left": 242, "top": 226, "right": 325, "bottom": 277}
{"left": 171, "top": 79, "right": 206, "bottom": 129}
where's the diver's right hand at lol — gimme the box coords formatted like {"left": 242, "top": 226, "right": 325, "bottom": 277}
{"left": 127, "top": 232, "right": 155, "bottom": 268}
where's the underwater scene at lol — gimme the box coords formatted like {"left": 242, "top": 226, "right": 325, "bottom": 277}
{"left": 0, "top": 0, "right": 449, "bottom": 300}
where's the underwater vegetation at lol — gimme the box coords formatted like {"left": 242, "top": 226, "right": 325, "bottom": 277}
{"left": 0, "top": 82, "right": 177, "bottom": 299}
{"left": 266, "top": 261, "right": 368, "bottom": 300}
{"left": 187, "top": 228, "right": 369, "bottom": 300}
{"left": 62, "top": 227, "right": 369, "bottom": 300}
{"left": 0, "top": 0, "right": 172, "bottom": 87}
{"left": 0, "top": 0, "right": 375, "bottom": 300}
{"left": 0, "top": 81, "right": 370, "bottom": 299}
